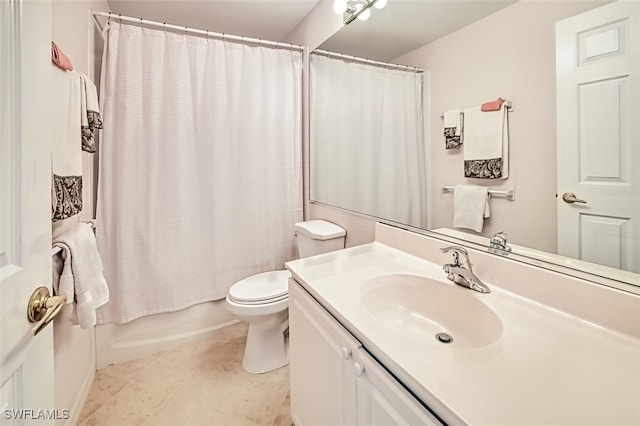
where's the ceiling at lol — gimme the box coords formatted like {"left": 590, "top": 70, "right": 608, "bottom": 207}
{"left": 320, "top": 0, "right": 517, "bottom": 62}
{"left": 106, "top": 0, "right": 322, "bottom": 41}
{"left": 105, "top": 0, "right": 518, "bottom": 61}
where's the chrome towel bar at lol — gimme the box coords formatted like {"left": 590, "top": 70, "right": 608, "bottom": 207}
{"left": 442, "top": 185, "right": 515, "bottom": 201}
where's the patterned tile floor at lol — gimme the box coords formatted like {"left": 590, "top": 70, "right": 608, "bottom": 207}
{"left": 78, "top": 323, "right": 292, "bottom": 426}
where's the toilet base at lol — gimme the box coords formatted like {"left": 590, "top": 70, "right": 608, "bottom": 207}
{"left": 242, "top": 311, "right": 289, "bottom": 374}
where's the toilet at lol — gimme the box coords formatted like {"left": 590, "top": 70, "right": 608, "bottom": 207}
{"left": 225, "top": 220, "right": 346, "bottom": 374}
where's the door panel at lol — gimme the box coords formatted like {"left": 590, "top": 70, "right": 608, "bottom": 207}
{"left": 579, "top": 76, "right": 626, "bottom": 182}
{"left": 579, "top": 214, "right": 630, "bottom": 270}
{"left": 556, "top": 1, "right": 639, "bottom": 273}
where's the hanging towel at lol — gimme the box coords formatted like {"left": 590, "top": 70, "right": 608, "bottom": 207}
{"left": 453, "top": 184, "right": 490, "bottom": 232}
{"left": 463, "top": 105, "right": 509, "bottom": 179}
{"left": 443, "top": 109, "right": 463, "bottom": 149}
{"left": 52, "top": 223, "right": 109, "bottom": 328}
{"left": 51, "top": 41, "right": 73, "bottom": 71}
{"left": 79, "top": 73, "right": 103, "bottom": 153}
{"left": 52, "top": 68, "right": 83, "bottom": 221}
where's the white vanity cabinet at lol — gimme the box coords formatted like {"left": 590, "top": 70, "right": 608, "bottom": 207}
{"left": 289, "top": 279, "right": 442, "bottom": 426}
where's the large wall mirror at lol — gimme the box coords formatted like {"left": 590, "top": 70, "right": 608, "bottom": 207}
{"left": 309, "top": 0, "right": 640, "bottom": 293}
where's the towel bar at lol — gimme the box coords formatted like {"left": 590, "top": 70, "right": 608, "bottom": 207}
{"left": 440, "top": 100, "right": 513, "bottom": 118}
{"left": 442, "top": 185, "right": 515, "bottom": 201}
{"left": 51, "top": 221, "right": 96, "bottom": 256}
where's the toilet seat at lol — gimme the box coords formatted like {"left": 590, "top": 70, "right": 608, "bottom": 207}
{"left": 228, "top": 270, "right": 290, "bottom": 305}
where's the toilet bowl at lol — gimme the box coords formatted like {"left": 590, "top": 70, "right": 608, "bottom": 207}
{"left": 225, "top": 220, "right": 346, "bottom": 374}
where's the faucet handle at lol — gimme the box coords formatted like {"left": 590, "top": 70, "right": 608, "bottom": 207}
{"left": 440, "top": 246, "right": 469, "bottom": 266}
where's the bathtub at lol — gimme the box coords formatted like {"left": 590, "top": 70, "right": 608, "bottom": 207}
{"left": 95, "top": 300, "right": 237, "bottom": 368}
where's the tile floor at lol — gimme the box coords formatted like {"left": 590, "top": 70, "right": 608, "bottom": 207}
{"left": 78, "top": 323, "right": 292, "bottom": 426}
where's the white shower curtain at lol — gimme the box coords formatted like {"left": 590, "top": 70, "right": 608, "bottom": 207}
{"left": 96, "top": 23, "right": 302, "bottom": 324}
{"left": 310, "top": 53, "right": 426, "bottom": 228}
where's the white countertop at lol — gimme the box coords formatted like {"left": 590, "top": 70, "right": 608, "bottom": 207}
{"left": 285, "top": 242, "right": 640, "bottom": 426}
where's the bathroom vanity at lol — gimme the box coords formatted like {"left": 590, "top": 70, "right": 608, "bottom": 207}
{"left": 285, "top": 223, "right": 640, "bottom": 426}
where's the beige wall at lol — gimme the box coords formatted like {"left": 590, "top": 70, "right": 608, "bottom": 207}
{"left": 284, "top": 0, "right": 343, "bottom": 50}
{"left": 51, "top": 0, "right": 110, "bottom": 423}
{"left": 310, "top": 1, "right": 608, "bottom": 253}
{"left": 400, "top": 0, "right": 608, "bottom": 253}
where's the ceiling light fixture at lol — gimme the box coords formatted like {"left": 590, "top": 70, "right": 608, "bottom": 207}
{"left": 333, "top": 0, "right": 387, "bottom": 25}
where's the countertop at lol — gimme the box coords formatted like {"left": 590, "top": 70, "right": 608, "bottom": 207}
{"left": 285, "top": 241, "right": 640, "bottom": 426}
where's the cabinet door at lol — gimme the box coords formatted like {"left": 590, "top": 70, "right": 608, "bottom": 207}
{"left": 356, "top": 350, "right": 443, "bottom": 426}
{"left": 289, "top": 279, "right": 361, "bottom": 426}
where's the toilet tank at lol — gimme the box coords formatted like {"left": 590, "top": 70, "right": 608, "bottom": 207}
{"left": 294, "top": 220, "right": 346, "bottom": 258}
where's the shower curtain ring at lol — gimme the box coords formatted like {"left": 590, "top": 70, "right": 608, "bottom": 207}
{"left": 118, "top": 13, "right": 121, "bottom": 23}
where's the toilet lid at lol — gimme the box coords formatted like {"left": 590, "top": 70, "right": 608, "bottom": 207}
{"left": 228, "top": 270, "right": 290, "bottom": 304}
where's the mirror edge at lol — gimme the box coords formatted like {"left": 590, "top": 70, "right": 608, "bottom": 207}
{"left": 378, "top": 220, "right": 640, "bottom": 296}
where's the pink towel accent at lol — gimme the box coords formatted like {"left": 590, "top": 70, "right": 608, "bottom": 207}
{"left": 481, "top": 97, "right": 504, "bottom": 112}
{"left": 51, "top": 41, "right": 73, "bottom": 71}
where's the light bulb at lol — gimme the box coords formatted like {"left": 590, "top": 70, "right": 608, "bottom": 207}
{"left": 374, "top": 0, "right": 388, "bottom": 9}
{"left": 333, "top": 0, "right": 348, "bottom": 14}
{"left": 357, "top": 8, "right": 371, "bottom": 20}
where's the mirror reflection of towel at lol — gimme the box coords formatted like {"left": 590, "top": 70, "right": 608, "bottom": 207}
{"left": 463, "top": 105, "right": 509, "bottom": 179}
{"left": 443, "top": 109, "right": 462, "bottom": 149}
{"left": 453, "top": 184, "right": 490, "bottom": 232}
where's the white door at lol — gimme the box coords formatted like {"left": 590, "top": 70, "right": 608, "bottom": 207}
{"left": 556, "top": 1, "right": 640, "bottom": 273}
{"left": 1, "top": 1, "right": 56, "bottom": 424}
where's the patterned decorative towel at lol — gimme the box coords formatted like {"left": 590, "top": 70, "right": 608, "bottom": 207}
{"left": 79, "top": 73, "right": 103, "bottom": 153}
{"left": 463, "top": 105, "right": 509, "bottom": 179}
{"left": 52, "top": 69, "right": 83, "bottom": 221}
{"left": 443, "top": 109, "right": 462, "bottom": 149}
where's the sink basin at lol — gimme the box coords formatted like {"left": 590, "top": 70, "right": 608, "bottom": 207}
{"left": 361, "top": 274, "right": 502, "bottom": 348}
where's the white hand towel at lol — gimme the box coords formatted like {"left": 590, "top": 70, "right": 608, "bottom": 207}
{"left": 453, "top": 184, "right": 490, "bottom": 232}
{"left": 443, "top": 109, "right": 462, "bottom": 149}
{"left": 463, "top": 105, "right": 509, "bottom": 178}
{"left": 52, "top": 68, "right": 83, "bottom": 221}
{"left": 52, "top": 223, "right": 109, "bottom": 328}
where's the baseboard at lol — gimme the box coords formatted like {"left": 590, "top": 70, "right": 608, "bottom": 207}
{"left": 65, "top": 364, "right": 95, "bottom": 426}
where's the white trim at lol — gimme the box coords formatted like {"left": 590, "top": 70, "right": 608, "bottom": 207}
{"left": 64, "top": 365, "right": 95, "bottom": 426}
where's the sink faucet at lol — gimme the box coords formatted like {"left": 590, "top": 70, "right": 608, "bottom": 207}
{"left": 489, "top": 231, "right": 512, "bottom": 255}
{"left": 440, "top": 246, "right": 491, "bottom": 293}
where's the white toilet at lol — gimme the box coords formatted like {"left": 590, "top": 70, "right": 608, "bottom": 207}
{"left": 225, "top": 220, "right": 346, "bottom": 374}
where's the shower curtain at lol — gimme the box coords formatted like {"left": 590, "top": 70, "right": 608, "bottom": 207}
{"left": 96, "top": 23, "right": 302, "bottom": 324}
{"left": 310, "top": 53, "right": 426, "bottom": 228}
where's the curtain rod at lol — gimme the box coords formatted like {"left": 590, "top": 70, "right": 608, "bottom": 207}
{"left": 312, "top": 49, "right": 423, "bottom": 73}
{"left": 91, "top": 10, "right": 304, "bottom": 52}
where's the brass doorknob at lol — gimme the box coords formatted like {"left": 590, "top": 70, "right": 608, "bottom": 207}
{"left": 562, "top": 192, "right": 587, "bottom": 204}
{"left": 27, "top": 287, "right": 67, "bottom": 336}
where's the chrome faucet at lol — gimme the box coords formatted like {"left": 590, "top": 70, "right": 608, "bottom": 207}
{"left": 489, "top": 231, "right": 512, "bottom": 255}
{"left": 440, "top": 246, "right": 491, "bottom": 293}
